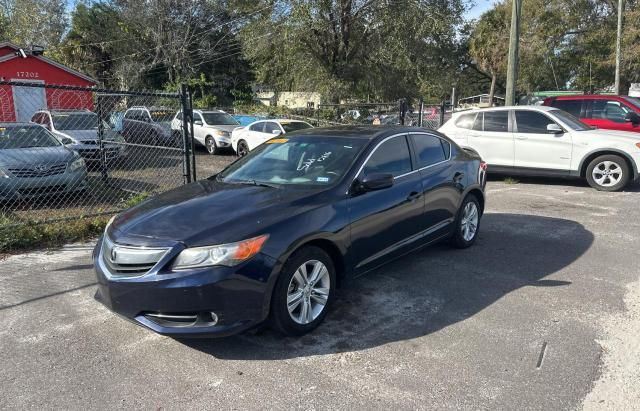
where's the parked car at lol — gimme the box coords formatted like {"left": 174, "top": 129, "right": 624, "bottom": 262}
{"left": 230, "top": 119, "right": 313, "bottom": 156}
{"left": 0, "top": 123, "right": 87, "bottom": 201}
{"left": 438, "top": 106, "right": 640, "bottom": 191}
{"left": 543, "top": 95, "right": 640, "bottom": 133}
{"left": 121, "top": 106, "right": 178, "bottom": 146}
{"left": 170, "top": 109, "right": 240, "bottom": 154}
{"left": 31, "top": 109, "right": 126, "bottom": 163}
{"left": 94, "top": 126, "right": 486, "bottom": 337}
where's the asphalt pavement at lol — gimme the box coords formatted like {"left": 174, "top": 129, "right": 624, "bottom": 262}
{"left": 1, "top": 173, "right": 639, "bottom": 410}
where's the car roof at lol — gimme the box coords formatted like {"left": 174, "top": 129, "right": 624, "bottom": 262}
{"left": 193, "top": 109, "right": 227, "bottom": 114}
{"left": 127, "top": 106, "right": 174, "bottom": 111}
{"left": 286, "top": 126, "right": 432, "bottom": 139}
{"left": 36, "top": 109, "right": 93, "bottom": 114}
{"left": 453, "top": 105, "right": 559, "bottom": 116}
{"left": 0, "top": 122, "right": 41, "bottom": 127}
{"left": 549, "top": 94, "right": 623, "bottom": 101}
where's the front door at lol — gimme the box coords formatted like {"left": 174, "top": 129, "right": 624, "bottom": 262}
{"left": 587, "top": 99, "right": 640, "bottom": 133}
{"left": 513, "top": 110, "right": 572, "bottom": 171}
{"left": 348, "top": 134, "right": 425, "bottom": 273}
{"left": 12, "top": 80, "right": 46, "bottom": 122}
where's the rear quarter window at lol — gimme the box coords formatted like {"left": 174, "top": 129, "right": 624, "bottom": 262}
{"left": 455, "top": 113, "right": 476, "bottom": 129}
{"left": 550, "top": 100, "right": 583, "bottom": 117}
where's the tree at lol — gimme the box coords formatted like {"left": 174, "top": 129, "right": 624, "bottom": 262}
{"left": 0, "top": 0, "right": 66, "bottom": 48}
{"left": 469, "top": 6, "right": 509, "bottom": 104}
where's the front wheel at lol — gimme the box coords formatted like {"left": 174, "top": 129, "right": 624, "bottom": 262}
{"left": 205, "top": 136, "right": 218, "bottom": 155}
{"left": 271, "top": 246, "right": 336, "bottom": 336}
{"left": 450, "top": 194, "right": 482, "bottom": 249}
{"left": 585, "top": 154, "right": 630, "bottom": 192}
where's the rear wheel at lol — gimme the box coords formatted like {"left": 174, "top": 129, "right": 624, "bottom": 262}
{"left": 585, "top": 154, "right": 630, "bottom": 192}
{"left": 271, "top": 246, "right": 335, "bottom": 336}
{"left": 237, "top": 140, "right": 249, "bottom": 157}
{"left": 205, "top": 136, "right": 218, "bottom": 155}
{"left": 450, "top": 194, "right": 481, "bottom": 249}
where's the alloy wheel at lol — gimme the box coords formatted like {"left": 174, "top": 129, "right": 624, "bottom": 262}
{"left": 461, "top": 201, "right": 479, "bottom": 242}
{"left": 286, "top": 260, "right": 330, "bottom": 325}
{"left": 206, "top": 137, "right": 216, "bottom": 154}
{"left": 237, "top": 141, "right": 249, "bottom": 157}
{"left": 592, "top": 160, "right": 623, "bottom": 188}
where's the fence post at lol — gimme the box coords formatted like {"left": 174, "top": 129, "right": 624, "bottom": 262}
{"left": 439, "top": 100, "right": 446, "bottom": 128}
{"left": 188, "top": 88, "right": 197, "bottom": 181}
{"left": 418, "top": 98, "right": 424, "bottom": 127}
{"left": 180, "top": 84, "right": 192, "bottom": 184}
{"left": 316, "top": 105, "right": 321, "bottom": 127}
{"left": 96, "top": 94, "right": 108, "bottom": 182}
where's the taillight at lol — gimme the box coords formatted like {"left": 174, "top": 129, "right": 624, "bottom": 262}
{"left": 636, "top": 142, "right": 640, "bottom": 149}
{"left": 480, "top": 161, "right": 488, "bottom": 171}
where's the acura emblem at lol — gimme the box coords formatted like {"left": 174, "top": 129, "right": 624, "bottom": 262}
{"left": 34, "top": 164, "right": 48, "bottom": 172}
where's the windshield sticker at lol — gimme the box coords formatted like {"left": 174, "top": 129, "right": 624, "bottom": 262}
{"left": 316, "top": 177, "right": 329, "bottom": 183}
{"left": 343, "top": 145, "right": 353, "bottom": 149}
{"left": 266, "top": 138, "right": 288, "bottom": 144}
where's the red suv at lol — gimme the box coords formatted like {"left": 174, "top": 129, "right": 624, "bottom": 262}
{"left": 543, "top": 95, "right": 640, "bottom": 133}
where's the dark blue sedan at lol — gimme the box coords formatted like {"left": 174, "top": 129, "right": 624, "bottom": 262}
{"left": 94, "top": 126, "right": 487, "bottom": 337}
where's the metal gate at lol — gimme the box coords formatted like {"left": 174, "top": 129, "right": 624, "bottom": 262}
{"left": 0, "top": 80, "right": 195, "bottom": 229}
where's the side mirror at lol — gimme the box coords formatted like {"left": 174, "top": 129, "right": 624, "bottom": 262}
{"left": 194, "top": 120, "right": 203, "bottom": 126}
{"left": 361, "top": 173, "right": 394, "bottom": 191}
{"left": 547, "top": 123, "right": 563, "bottom": 134}
{"left": 625, "top": 112, "right": 640, "bottom": 124}
{"left": 271, "top": 129, "right": 282, "bottom": 135}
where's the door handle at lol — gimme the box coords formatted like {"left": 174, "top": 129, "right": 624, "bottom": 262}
{"left": 515, "top": 135, "right": 528, "bottom": 140}
{"left": 453, "top": 172, "right": 465, "bottom": 182}
{"left": 406, "top": 191, "right": 421, "bottom": 202}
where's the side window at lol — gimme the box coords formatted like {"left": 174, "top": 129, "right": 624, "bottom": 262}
{"left": 410, "top": 134, "right": 448, "bottom": 168}
{"left": 176, "top": 112, "right": 183, "bottom": 121}
{"left": 592, "top": 100, "right": 631, "bottom": 123}
{"left": 193, "top": 113, "right": 203, "bottom": 123}
{"left": 264, "top": 122, "right": 281, "bottom": 134}
{"left": 472, "top": 113, "right": 483, "bottom": 131}
{"left": 455, "top": 113, "right": 476, "bottom": 130}
{"left": 363, "top": 136, "right": 412, "bottom": 177}
{"left": 515, "top": 111, "right": 557, "bottom": 133}
{"left": 31, "top": 113, "right": 42, "bottom": 123}
{"left": 124, "top": 110, "right": 134, "bottom": 119}
{"left": 125, "top": 110, "right": 141, "bottom": 120}
{"left": 551, "top": 100, "right": 582, "bottom": 117}
{"left": 483, "top": 111, "right": 509, "bottom": 132}
{"left": 249, "top": 122, "right": 265, "bottom": 132}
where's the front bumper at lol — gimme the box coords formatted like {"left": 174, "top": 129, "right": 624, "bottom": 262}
{"left": 93, "top": 237, "right": 276, "bottom": 337}
{"left": 69, "top": 142, "right": 126, "bottom": 162}
{"left": 0, "top": 168, "right": 87, "bottom": 201}
{"left": 213, "top": 136, "right": 232, "bottom": 148}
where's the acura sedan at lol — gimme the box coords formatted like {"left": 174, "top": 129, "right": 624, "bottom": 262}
{"left": 94, "top": 126, "right": 486, "bottom": 337}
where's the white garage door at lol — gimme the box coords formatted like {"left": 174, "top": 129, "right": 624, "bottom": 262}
{"left": 12, "top": 80, "right": 47, "bottom": 122}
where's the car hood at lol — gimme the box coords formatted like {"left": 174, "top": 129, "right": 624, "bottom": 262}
{"left": 581, "top": 128, "right": 640, "bottom": 142}
{"left": 109, "top": 179, "right": 320, "bottom": 247}
{"left": 204, "top": 124, "right": 239, "bottom": 133}
{"left": 0, "top": 146, "right": 76, "bottom": 168}
{"left": 59, "top": 129, "right": 120, "bottom": 142}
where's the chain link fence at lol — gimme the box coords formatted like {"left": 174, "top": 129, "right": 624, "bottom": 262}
{"left": 0, "top": 81, "right": 193, "bottom": 230}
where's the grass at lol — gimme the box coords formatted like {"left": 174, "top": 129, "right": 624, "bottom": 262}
{"left": 504, "top": 177, "right": 520, "bottom": 184}
{"left": 0, "top": 191, "right": 151, "bottom": 254}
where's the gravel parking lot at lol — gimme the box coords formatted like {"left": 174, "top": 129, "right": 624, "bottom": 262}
{"left": 1, "top": 168, "right": 639, "bottom": 409}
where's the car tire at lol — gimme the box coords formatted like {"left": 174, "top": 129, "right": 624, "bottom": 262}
{"left": 270, "top": 246, "right": 336, "bottom": 337}
{"left": 450, "top": 194, "right": 482, "bottom": 249}
{"left": 205, "top": 136, "right": 218, "bottom": 155}
{"left": 237, "top": 140, "right": 249, "bottom": 157}
{"left": 585, "top": 154, "right": 630, "bottom": 192}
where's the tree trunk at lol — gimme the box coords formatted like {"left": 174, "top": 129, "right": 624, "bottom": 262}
{"left": 489, "top": 73, "right": 496, "bottom": 107}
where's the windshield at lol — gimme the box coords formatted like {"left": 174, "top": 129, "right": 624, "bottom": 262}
{"left": 551, "top": 109, "right": 593, "bottom": 131}
{"left": 150, "top": 110, "right": 175, "bottom": 122}
{"left": 202, "top": 112, "right": 239, "bottom": 125}
{"left": 281, "top": 121, "right": 313, "bottom": 133}
{"left": 0, "top": 125, "right": 61, "bottom": 149}
{"left": 53, "top": 113, "right": 98, "bottom": 130}
{"left": 217, "top": 136, "right": 367, "bottom": 187}
{"left": 622, "top": 96, "right": 640, "bottom": 110}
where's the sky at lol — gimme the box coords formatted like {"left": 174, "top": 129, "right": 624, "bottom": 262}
{"left": 465, "top": 0, "right": 494, "bottom": 20}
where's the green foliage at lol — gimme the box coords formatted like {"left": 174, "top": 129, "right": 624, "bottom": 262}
{"left": 122, "top": 192, "right": 150, "bottom": 209}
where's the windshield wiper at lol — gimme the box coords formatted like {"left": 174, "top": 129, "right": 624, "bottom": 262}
{"left": 240, "top": 179, "right": 280, "bottom": 189}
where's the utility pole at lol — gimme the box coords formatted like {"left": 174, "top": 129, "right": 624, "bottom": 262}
{"left": 505, "top": 0, "right": 522, "bottom": 106}
{"left": 614, "top": 0, "right": 624, "bottom": 94}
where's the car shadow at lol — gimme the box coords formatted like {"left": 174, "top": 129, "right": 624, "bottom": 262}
{"left": 181, "top": 213, "right": 593, "bottom": 359}
{"left": 488, "top": 174, "right": 640, "bottom": 192}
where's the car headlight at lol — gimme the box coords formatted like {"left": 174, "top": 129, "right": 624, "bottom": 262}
{"left": 172, "top": 234, "right": 269, "bottom": 270}
{"left": 214, "top": 130, "right": 230, "bottom": 137}
{"left": 0, "top": 168, "right": 9, "bottom": 179}
{"left": 69, "top": 157, "right": 85, "bottom": 171}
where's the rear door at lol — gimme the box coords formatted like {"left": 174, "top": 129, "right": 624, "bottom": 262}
{"left": 513, "top": 110, "right": 572, "bottom": 171}
{"left": 192, "top": 112, "right": 206, "bottom": 145}
{"left": 468, "top": 110, "right": 514, "bottom": 167}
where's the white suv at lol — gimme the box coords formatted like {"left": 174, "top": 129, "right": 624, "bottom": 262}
{"left": 438, "top": 106, "right": 640, "bottom": 191}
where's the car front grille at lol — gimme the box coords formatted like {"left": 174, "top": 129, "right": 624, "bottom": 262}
{"left": 8, "top": 162, "right": 67, "bottom": 178}
{"left": 101, "top": 235, "right": 170, "bottom": 277}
